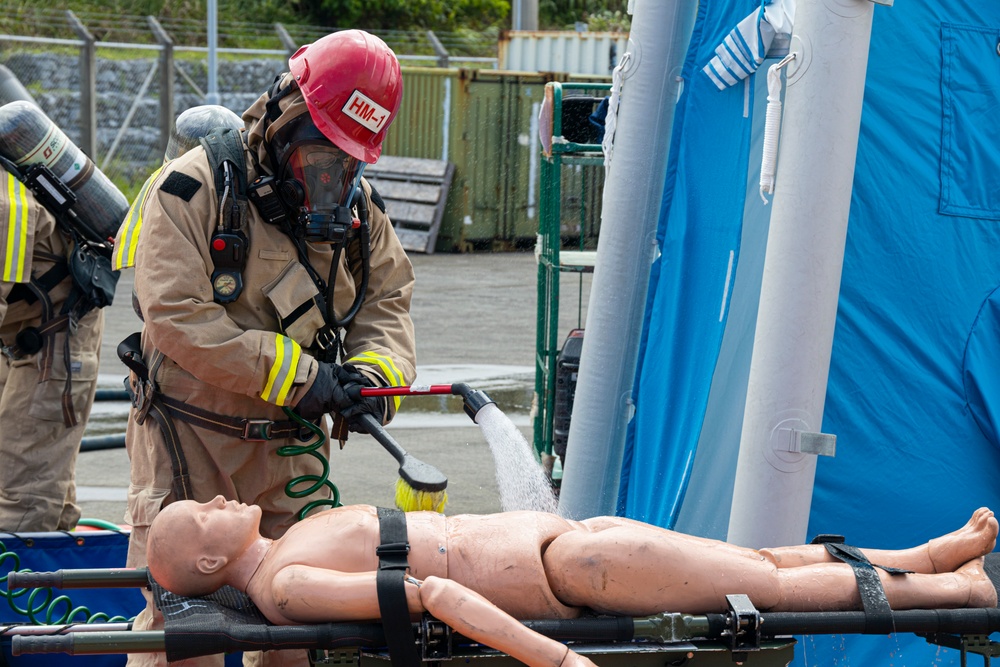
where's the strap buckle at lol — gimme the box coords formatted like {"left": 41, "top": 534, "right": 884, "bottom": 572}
{"left": 241, "top": 418, "right": 274, "bottom": 441}
{"left": 0, "top": 344, "right": 23, "bottom": 361}
{"left": 315, "top": 327, "right": 336, "bottom": 351}
{"left": 126, "top": 374, "right": 156, "bottom": 426}
{"left": 376, "top": 541, "right": 410, "bottom": 570}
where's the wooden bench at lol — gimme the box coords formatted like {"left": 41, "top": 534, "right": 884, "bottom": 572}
{"left": 364, "top": 156, "right": 455, "bottom": 254}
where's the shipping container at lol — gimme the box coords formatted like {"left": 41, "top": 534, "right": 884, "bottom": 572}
{"left": 499, "top": 31, "right": 630, "bottom": 77}
{"left": 385, "top": 67, "right": 611, "bottom": 251}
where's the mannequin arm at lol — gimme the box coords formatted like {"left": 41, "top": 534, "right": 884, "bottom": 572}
{"left": 271, "top": 567, "right": 595, "bottom": 667}
{"left": 419, "top": 575, "right": 597, "bottom": 667}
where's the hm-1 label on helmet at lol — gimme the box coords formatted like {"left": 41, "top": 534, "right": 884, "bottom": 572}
{"left": 343, "top": 90, "right": 390, "bottom": 133}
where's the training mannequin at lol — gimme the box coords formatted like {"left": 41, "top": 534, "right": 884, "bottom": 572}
{"left": 148, "top": 500, "right": 998, "bottom": 667}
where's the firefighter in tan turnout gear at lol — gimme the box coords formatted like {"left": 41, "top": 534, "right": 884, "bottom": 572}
{"left": 0, "top": 100, "right": 127, "bottom": 533}
{"left": 120, "top": 30, "right": 416, "bottom": 666}
{"left": 0, "top": 168, "right": 105, "bottom": 532}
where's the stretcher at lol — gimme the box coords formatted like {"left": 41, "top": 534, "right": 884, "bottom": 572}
{"left": 5, "top": 558, "right": 1000, "bottom": 667}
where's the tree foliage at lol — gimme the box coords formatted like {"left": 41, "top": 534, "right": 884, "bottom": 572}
{"left": 539, "top": 0, "right": 631, "bottom": 31}
{"left": 291, "top": 0, "right": 511, "bottom": 32}
{"left": 0, "top": 0, "right": 630, "bottom": 34}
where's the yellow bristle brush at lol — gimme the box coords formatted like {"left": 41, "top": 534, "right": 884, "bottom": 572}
{"left": 354, "top": 412, "right": 448, "bottom": 513}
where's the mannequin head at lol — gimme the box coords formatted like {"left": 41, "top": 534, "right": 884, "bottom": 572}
{"left": 147, "top": 496, "right": 262, "bottom": 596}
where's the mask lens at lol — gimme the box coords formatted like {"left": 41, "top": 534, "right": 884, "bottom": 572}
{"left": 284, "top": 143, "right": 365, "bottom": 211}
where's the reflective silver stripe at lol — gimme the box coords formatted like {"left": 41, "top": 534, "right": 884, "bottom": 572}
{"left": 348, "top": 350, "right": 406, "bottom": 411}
{"left": 3, "top": 173, "right": 29, "bottom": 283}
{"left": 114, "top": 167, "right": 162, "bottom": 270}
{"left": 262, "top": 334, "right": 302, "bottom": 406}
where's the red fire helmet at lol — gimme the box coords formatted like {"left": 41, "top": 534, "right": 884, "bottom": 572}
{"left": 289, "top": 30, "right": 403, "bottom": 164}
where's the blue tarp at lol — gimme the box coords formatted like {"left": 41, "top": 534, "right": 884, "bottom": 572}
{"left": 0, "top": 530, "right": 140, "bottom": 667}
{"left": 621, "top": 0, "right": 1000, "bottom": 664}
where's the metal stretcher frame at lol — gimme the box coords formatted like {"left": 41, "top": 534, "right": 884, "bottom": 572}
{"left": 6, "top": 567, "right": 1000, "bottom": 666}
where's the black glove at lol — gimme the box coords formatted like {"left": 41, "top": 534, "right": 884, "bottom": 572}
{"left": 294, "top": 361, "right": 364, "bottom": 420}
{"left": 341, "top": 373, "right": 388, "bottom": 433}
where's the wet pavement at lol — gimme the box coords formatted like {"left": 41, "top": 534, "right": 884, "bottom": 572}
{"left": 77, "top": 250, "right": 592, "bottom": 524}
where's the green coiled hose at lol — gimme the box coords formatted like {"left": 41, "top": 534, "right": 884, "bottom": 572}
{"left": 1, "top": 538, "right": 131, "bottom": 625}
{"left": 278, "top": 407, "right": 342, "bottom": 521}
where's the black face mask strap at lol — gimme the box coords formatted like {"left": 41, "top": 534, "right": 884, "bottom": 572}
{"left": 265, "top": 74, "right": 295, "bottom": 123}
{"left": 261, "top": 75, "right": 298, "bottom": 175}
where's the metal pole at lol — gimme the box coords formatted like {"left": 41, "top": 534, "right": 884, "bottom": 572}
{"left": 514, "top": 0, "right": 539, "bottom": 30}
{"left": 205, "top": 0, "right": 220, "bottom": 105}
{"left": 274, "top": 23, "right": 298, "bottom": 57}
{"left": 147, "top": 16, "right": 174, "bottom": 159}
{"left": 557, "top": 0, "right": 697, "bottom": 519}
{"left": 727, "top": 0, "right": 879, "bottom": 548}
{"left": 65, "top": 11, "right": 96, "bottom": 159}
{"left": 426, "top": 31, "right": 449, "bottom": 68}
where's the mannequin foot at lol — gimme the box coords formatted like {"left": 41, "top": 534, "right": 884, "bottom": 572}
{"left": 927, "top": 508, "right": 998, "bottom": 573}
{"left": 956, "top": 557, "right": 997, "bottom": 608}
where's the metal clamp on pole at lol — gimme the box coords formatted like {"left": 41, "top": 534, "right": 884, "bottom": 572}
{"left": 724, "top": 594, "right": 762, "bottom": 657}
{"left": 421, "top": 616, "right": 453, "bottom": 661}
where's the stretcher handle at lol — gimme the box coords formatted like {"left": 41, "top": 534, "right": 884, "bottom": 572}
{"left": 14, "top": 631, "right": 164, "bottom": 656}
{"left": 7, "top": 568, "right": 149, "bottom": 590}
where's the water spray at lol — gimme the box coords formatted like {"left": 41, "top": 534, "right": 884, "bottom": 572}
{"left": 357, "top": 384, "right": 556, "bottom": 512}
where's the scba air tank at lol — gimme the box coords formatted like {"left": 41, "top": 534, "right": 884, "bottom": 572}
{"left": 0, "top": 100, "right": 128, "bottom": 242}
{"left": 0, "top": 65, "right": 39, "bottom": 108}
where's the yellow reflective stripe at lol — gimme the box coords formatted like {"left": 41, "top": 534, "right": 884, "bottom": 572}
{"left": 347, "top": 350, "right": 405, "bottom": 411}
{"left": 3, "top": 174, "right": 28, "bottom": 282}
{"left": 261, "top": 335, "right": 302, "bottom": 406}
{"left": 114, "top": 167, "right": 162, "bottom": 270}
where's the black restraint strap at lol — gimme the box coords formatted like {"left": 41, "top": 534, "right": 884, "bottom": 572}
{"left": 817, "top": 537, "right": 912, "bottom": 634}
{"left": 376, "top": 506, "right": 419, "bottom": 667}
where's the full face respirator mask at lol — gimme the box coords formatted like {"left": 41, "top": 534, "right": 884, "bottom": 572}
{"left": 251, "top": 109, "right": 366, "bottom": 244}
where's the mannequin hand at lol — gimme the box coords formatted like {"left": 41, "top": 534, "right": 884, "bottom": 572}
{"left": 294, "top": 361, "right": 363, "bottom": 420}
{"left": 559, "top": 651, "right": 599, "bottom": 667}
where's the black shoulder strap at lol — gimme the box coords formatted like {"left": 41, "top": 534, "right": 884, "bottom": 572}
{"left": 7, "top": 260, "right": 70, "bottom": 305}
{"left": 199, "top": 128, "right": 248, "bottom": 231}
{"left": 375, "top": 507, "right": 420, "bottom": 667}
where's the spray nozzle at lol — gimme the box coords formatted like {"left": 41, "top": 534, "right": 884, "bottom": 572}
{"left": 451, "top": 383, "right": 497, "bottom": 424}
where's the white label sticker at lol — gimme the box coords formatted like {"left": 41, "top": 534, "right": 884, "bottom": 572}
{"left": 342, "top": 90, "right": 390, "bottom": 133}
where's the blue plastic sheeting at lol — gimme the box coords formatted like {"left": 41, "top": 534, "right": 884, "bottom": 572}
{"left": 617, "top": 0, "right": 758, "bottom": 528}
{"left": 803, "top": 4, "right": 1000, "bottom": 664}
{"left": 622, "top": 0, "right": 1000, "bottom": 665}
{"left": 0, "top": 529, "right": 141, "bottom": 667}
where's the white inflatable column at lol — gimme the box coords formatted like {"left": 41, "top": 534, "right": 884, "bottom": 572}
{"left": 727, "top": 0, "right": 878, "bottom": 547}
{"left": 557, "top": 0, "right": 696, "bottom": 519}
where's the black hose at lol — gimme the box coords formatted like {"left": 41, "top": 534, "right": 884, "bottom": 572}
{"left": 80, "top": 434, "right": 126, "bottom": 452}
{"left": 94, "top": 388, "right": 129, "bottom": 402}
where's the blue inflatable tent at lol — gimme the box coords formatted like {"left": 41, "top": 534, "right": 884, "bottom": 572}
{"left": 618, "top": 0, "right": 1000, "bottom": 664}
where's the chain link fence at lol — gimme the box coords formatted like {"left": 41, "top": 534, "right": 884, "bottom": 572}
{"left": 0, "top": 10, "right": 498, "bottom": 199}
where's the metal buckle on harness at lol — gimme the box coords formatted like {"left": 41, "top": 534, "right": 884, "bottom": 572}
{"left": 0, "top": 344, "right": 22, "bottom": 361}
{"left": 315, "top": 328, "right": 336, "bottom": 351}
{"left": 241, "top": 419, "right": 274, "bottom": 441}
{"left": 124, "top": 374, "right": 155, "bottom": 426}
